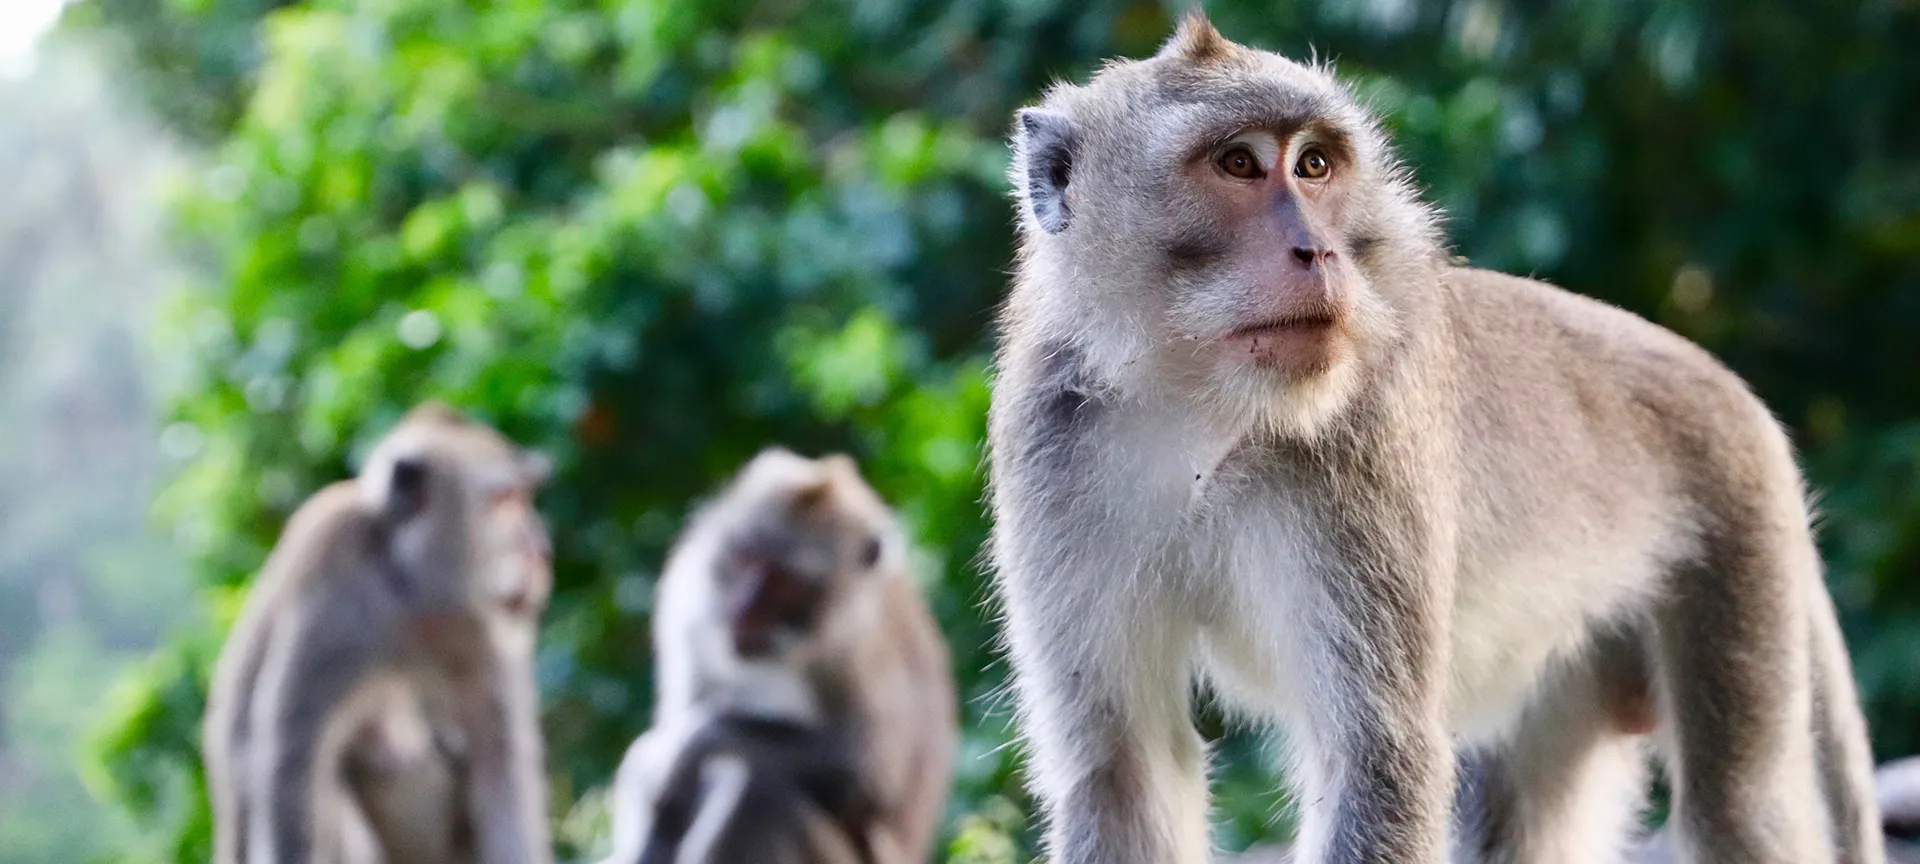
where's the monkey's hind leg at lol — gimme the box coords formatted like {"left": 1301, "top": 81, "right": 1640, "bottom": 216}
{"left": 1452, "top": 633, "right": 1651, "bottom": 864}
{"left": 1810, "top": 581, "right": 1887, "bottom": 864}
{"left": 1652, "top": 533, "right": 1828, "bottom": 864}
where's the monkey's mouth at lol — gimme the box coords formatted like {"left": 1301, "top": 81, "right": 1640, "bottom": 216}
{"left": 1229, "top": 313, "right": 1337, "bottom": 338}
{"left": 1224, "top": 313, "right": 1342, "bottom": 368}
{"left": 726, "top": 561, "right": 824, "bottom": 659}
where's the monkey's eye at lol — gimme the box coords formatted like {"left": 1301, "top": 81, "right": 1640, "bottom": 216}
{"left": 1294, "top": 147, "right": 1331, "bottom": 180}
{"left": 858, "top": 536, "right": 883, "bottom": 569}
{"left": 1215, "top": 144, "right": 1266, "bottom": 180}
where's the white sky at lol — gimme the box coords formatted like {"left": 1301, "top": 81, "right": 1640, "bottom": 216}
{"left": 0, "top": 0, "right": 70, "bottom": 77}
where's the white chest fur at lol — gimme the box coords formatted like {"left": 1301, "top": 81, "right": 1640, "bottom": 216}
{"left": 1083, "top": 411, "right": 1673, "bottom": 746}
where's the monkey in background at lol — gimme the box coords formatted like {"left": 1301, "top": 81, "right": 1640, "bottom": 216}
{"left": 604, "top": 448, "right": 956, "bottom": 864}
{"left": 204, "top": 403, "right": 555, "bottom": 864}
{"left": 987, "top": 12, "right": 1881, "bottom": 864}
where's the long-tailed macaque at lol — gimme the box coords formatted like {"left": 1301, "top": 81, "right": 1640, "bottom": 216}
{"left": 204, "top": 403, "right": 555, "bottom": 864}
{"left": 604, "top": 449, "right": 956, "bottom": 864}
{"left": 986, "top": 13, "right": 1882, "bottom": 864}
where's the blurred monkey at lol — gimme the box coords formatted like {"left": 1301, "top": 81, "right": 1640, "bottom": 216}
{"left": 605, "top": 448, "right": 956, "bottom": 864}
{"left": 204, "top": 403, "right": 555, "bottom": 864}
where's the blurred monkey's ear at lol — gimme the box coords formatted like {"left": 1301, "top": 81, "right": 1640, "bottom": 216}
{"left": 375, "top": 455, "right": 431, "bottom": 521}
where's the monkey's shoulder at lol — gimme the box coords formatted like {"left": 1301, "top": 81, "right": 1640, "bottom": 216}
{"left": 986, "top": 338, "right": 1105, "bottom": 446}
{"left": 255, "top": 482, "right": 381, "bottom": 585}
{"left": 1448, "top": 267, "right": 1696, "bottom": 352}
{"left": 848, "top": 573, "right": 959, "bottom": 748}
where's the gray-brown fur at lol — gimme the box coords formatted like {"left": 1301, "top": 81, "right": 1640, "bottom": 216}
{"left": 988, "top": 12, "right": 1880, "bottom": 864}
{"left": 605, "top": 449, "right": 956, "bottom": 864}
{"left": 603, "top": 712, "right": 871, "bottom": 864}
{"left": 203, "top": 403, "right": 555, "bottom": 864}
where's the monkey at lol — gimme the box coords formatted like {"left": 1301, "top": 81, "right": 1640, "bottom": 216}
{"left": 985, "top": 12, "right": 1882, "bottom": 864}
{"left": 203, "top": 402, "right": 556, "bottom": 864}
{"left": 603, "top": 448, "right": 957, "bottom": 864}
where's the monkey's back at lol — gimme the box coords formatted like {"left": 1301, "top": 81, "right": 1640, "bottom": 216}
{"left": 1438, "top": 264, "right": 1881, "bottom": 861}
{"left": 1430, "top": 266, "right": 1840, "bottom": 739}
{"left": 846, "top": 575, "right": 957, "bottom": 862}
{"left": 1437, "top": 265, "right": 1803, "bottom": 545}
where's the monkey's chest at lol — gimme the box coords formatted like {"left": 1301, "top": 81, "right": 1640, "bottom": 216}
{"left": 1188, "top": 480, "right": 1656, "bottom": 740}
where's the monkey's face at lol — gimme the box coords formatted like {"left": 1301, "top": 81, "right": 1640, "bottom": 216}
{"left": 1155, "top": 113, "right": 1373, "bottom": 381}
{"left": 697, "top": 449, "right": 897, "bottom": 662}
{"left": 476, "top": 470, "right": 554, "bottom": 620}
{"left": 1010, "top": 16, "right": 1436, "bottom": 433}
{"left": 361, "top": 403, "right": 554, "bottom": 621}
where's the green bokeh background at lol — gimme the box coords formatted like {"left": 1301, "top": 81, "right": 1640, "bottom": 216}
{"left": 34, "top": 0, "right": 1920, "bottom": 861}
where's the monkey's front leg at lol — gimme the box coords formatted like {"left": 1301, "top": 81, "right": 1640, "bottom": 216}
{"left": 1288, "top": 553, "right": 1454, "bottom": 864}
{"left": 250, "top": 616, "right": 380, "bottom": 864}
{"left": 997, "top": 547, "right": 1209, "bottom": 864}
{"left": 458, "top": 659, "right": 553, "bottom": 864}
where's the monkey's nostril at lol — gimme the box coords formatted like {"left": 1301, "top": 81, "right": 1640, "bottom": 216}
{"left": 1291, "top": 247, "right": 1318, "bottom": 267}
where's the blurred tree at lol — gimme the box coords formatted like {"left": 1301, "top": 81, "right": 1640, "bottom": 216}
{"left": 0, "top": 40, "right": 194, "bottom": 864}
{"left": 62, "top": 0, "right": 298, "bottom": 140}
{"left": 65, "top": 0, "right": 1918, "bottom": 861}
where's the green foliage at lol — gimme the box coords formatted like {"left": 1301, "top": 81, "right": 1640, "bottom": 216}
{"left": 68, "top": 0, "right": 1919, "bottom": 861}
{"left": 2, "top": 631, "right": 139, "bottom": 863}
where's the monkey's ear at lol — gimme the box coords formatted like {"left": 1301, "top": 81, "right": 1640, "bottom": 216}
{"left": 381, "top": 455, "right": 431, "bottom": 520}
{"left": 1015, "top": 108, "right": 1077, "bottom": 234}
{"left": 1162, "top": 8, "right": 1231, "bottom": 63}
{"left": 790, "top": 477, "right": 834, "bottom": 513}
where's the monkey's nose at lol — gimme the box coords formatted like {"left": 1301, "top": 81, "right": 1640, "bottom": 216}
{"left": 1291, "top": 247, "right": 1323, "bottom": 268}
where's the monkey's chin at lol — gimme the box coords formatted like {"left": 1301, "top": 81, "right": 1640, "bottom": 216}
{"left": 1205, "top": 333, "right": 1361, "bottom": 439}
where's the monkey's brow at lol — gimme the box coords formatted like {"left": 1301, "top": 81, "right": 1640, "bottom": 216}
{"left": 1184, "top": 114, "right": 1355, "bottom": 165}
{"left": 1178, "top": 96, "right": 1350, "bottom": 156}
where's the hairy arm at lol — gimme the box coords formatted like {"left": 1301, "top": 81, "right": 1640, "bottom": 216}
{"left": 987, "top": 342, "right": 1211, "bottom": 864}
{"left": 459, "top": 651, "right": 554, "bottom": 864}
{"left": 205, "top": 577, "right": 286, "bottom": 864}
{"left": 249, "top": 598, "right": 381, "bottom": 864}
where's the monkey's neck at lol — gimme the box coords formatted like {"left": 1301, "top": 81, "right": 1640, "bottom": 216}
{"left": 695, "top": 659, "right": 827, "bottom": 726}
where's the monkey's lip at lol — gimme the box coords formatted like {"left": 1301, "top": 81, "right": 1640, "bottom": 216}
{"left": 1223, "top": 314, "right": 1342, "bottom": 368}
{"left": 1227, "top": 313, "right": 1337, "bottom": 339}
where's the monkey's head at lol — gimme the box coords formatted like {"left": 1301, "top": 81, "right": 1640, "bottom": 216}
{"left": 667, "top": 448, "right": 905, "bottom": 664}
{"left": 1007, "top": 12, "right": 1443, "bottom": 435}
{"left": 357, "top": 402, "right": 554, "bottom": 619}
